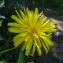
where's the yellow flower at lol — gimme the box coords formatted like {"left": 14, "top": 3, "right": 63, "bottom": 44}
{"left": 8, "top": 8, "right": 57, "bottom": 56}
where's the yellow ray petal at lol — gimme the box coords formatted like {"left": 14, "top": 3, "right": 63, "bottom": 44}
{"left": 34, "top": 37, "right": 42, "bottom": 56}
{"left": 26, "top": 8, "right": 33, "bottom": 24}
{"left": 36, "top": 38, "right": 42, "bottom": 47}
{"left": 14, "top": 37, "right": 25, "bottom": 47}
{"left": 25, "top": 37, "right": 33, "bottom": 56}
{"left": 11, "top": 15, "right": 28, "bottom": 27}
{"left": 47, "top": 21, "right": 56, "bottom": 28}
{"left": 22, "top": 35, "right": 30, "bottom": 51}
{"left": 42, "top": 20, "right": 50, "bottom": 26}
{"left": 20, "top": 10, "right": 25, "bottom": 19}
{"left": 31, "top": 43, "right": 36, "bottom": 56}
{"left": 41, "top": 36, "right": 53, "bottom": 46}
{"left": 11, "top": 15, "right": 28, "bottom": 26}
{"left": 42, "top": 39, "right": 50, "bottom": 51}
{"left": 42, "top": 41, "right": 48, "bottom": 54}
{"left": 33, "top": 33, "right": 38, "bottom": 38}
{"left": 26, "top": 37, "right": 33, "bottom": 49}
{"left": 25, "top": 34, "right": 30, "bottom": 41}
{"left": 8, "top": 27, "right": 21, "bottom": 33}
{"left": 15, "top": 10, "right": 22, "bottom": 20}
{"left": 46, "top": 28, "right": 57, "bottom": 33}
{"left": 13, "top": 33, "right": 28, "bottom": 42}
{"left": 39, "top": 31, "right": 52, "bottom": 40}
{"left": 37, "top": 46, "right": 42, "bottom": 56}
{"left": 38, "top": 11, "right": 43, "bottom": 18}
{"left": 33, "top": 8, "right": 38, "bottom": 22}
{"left": 11, "top": 15, "right": 22, "bottom": 24}
{"left": 22, "top": 41, "right": 27, "bottom": 51}
{"left": 8, "top": 22, "right": 22, "bottom": 27}
{"left": 38, "top": 15, "right": 47, "bottom": 25}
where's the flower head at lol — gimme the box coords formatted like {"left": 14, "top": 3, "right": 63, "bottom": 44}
{"left": 8, "top": 8, "right": 57, "bottom": 56}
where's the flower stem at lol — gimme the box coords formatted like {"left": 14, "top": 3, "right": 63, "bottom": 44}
{"left": 0, "top": 47, "right": 17, "bottom": 54}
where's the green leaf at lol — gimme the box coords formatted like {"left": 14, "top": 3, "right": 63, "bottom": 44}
{"left": 0, "top": 15, "right": 5, "bottom": 19}
{"left": 0, "top": 15, "right": 5, "bottom": 26}
{"left": 0, "top": 60, "right": 7, "bottom": 63}
{"left": 0, "top": 0, "right": 5, "bottom": 8}
{"left": 17, "top": 48, "right": 24, "bottom": 63}
{"left": 0, "top": 19, "right": 3, "bottom": 26}
{"left": 0, "top": 36, "right": 4, "bottom": 40}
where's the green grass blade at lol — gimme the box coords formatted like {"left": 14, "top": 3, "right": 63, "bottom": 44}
{"left": 17, "top": 48, "right": 24, "bottom": 63}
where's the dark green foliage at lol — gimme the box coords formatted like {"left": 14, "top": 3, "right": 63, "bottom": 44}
{"left": 0, "top": 0, "right": 25, "bottom": 63}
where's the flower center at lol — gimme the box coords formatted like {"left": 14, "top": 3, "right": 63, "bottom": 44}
{"left": 32, "top": 28, "right": 36, "bottom": 33}
{"left": 28, "top": 23, "right": 39, "bottom": 38}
